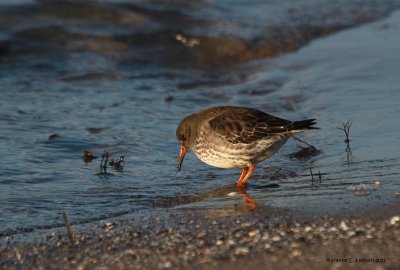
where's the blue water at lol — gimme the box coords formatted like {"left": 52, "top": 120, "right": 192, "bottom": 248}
{"left": 1, "top": 0, "right": 400, "bottom": 240}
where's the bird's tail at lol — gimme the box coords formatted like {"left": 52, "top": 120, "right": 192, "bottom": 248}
{"left": 292, "top": 119, "right": 318, "bottom": 131}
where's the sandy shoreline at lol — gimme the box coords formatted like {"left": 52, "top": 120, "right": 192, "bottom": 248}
{"left": 1, "top": 210, "right": 399, "bottom": 270}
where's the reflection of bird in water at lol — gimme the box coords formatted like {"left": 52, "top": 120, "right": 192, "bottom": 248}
{"left": 176, "top": 106, "right": 318, "bottom": 190}
{"left": 154, "top": 184, "right": 259, "bottom": 209}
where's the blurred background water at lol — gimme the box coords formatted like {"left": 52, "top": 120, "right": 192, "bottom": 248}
{"left": 1, "top": 0, "right": 400, "bottom": 240}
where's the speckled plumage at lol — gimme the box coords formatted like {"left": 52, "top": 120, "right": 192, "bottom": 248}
{"left": 176, "top": 106, "right": 317, "bottom": 188}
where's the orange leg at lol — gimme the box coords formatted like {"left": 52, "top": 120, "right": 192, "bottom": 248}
{"left": 237, "top": 166, "right": 248, "bottom": 184}
{"left": 236, "top": 163, "right": 255, "bottom": 189}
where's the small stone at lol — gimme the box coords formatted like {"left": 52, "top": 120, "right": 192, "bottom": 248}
{"left": 104, "top": 221, "right": 115, "bottom": 230}
{"left": 291, "top": 249, "right": 302, "bottom": 257}
{"left": 347, "top": 231, "right": 356, "bottom": 237}
{"left": 329, "top": 227, "right": 338, "bottom": 233}
{"left": 241, "top": 222, "right": 251, "bottom": 228}
{"left": 216, "top": 240, "right": 223, "bottom": 246}
{"left": 227, "top": 239, "right": 235, "bottom": 246}
{"left": 227, "top": 192, "right": 237, "bottom": 196}
{"left": 124, "top": 249, "right": 137, "bottom": 256}
{"left": 271, "top": 235, "right": 281, "bottom": 242}
{"left": 234, "top": 247, "right": 249, "bottom": 256}
{"left": 249, "top": 229, "right": 259, "bottom": 237}
{"left": 261, "top": 233, "right": 269, "bottom": 241}
{"left": 389, "top": 216, "right": 400, "bottom": 225}
{"left": 304, "top": 226, "right": 312, "bottom": 233}
{"left": 374, "top": 180, "right": 381, "bottom": 185}
{"left": 163, "top": 261, "right": 172, "bottom": 268}
{"left": 340, "top": 221, "right": 349, "bottom": 231}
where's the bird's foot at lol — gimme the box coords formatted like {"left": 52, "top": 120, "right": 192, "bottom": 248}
{"left": 236, "top": 182, "right": 248, "bottom": 189}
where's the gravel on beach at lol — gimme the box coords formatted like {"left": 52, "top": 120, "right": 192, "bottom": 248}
{"left": 1, "top": 210, "right": 399, "bottom": 270}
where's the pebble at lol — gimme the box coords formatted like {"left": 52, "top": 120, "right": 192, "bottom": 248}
{"left": 261, "top": 233, "right": 269, "bottom": 241}
{"left": 347, "top": 231, "right": 356, "bottom": 237}
{"left": 389, "top": 216, "right": 399, "bottom": 225}
{"left": 271, "top": 235, "right": 281, "bottom": 242}
{"left": 339, "top": 221, "right": 349, "bottom": 231}
{"left": 103, "top": 221, "right": 115, "bottom": 230}
{"left": 291, "top": 249, "right": 302, "bottom": 257}
{"left": 249, "top": 229, "right": 259, "bottom": 237}
{"left": 304, "top": 226, "right": 312, "bottom": 233}
{"left": 227, "top": 239, "right": 235, "bottom": 246}
{"left": 328, "top": 227, "right": 338, "bottom": 233}
{"left": 234, "top": 247, "right": 249, "bottom": 256}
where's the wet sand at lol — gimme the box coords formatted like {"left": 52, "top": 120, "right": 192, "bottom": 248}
{"left": 1, "top": 209, "right": 399, "bottom": 270}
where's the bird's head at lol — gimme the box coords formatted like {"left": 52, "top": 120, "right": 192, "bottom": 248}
{"left": 176, "top": 113, "right": 197, "bottom": 172}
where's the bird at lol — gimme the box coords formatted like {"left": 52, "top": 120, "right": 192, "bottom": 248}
{"left": 176, "top": 106, "right": 318, "bottom": 189}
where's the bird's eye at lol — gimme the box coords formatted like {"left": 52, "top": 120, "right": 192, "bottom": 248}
{"left": 179, "top": 134, "right": 185, "bottom": 140}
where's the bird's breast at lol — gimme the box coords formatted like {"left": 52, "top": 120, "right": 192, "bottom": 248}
{"left": 191, "top": 132, "right": 288, "bottom": 168}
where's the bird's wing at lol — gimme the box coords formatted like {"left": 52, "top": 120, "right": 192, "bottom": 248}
{"left": 208, "top": 108, "right": 292, "bottom": 144}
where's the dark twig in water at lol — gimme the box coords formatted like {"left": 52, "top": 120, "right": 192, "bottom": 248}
{"left": 309, "top": 168, "right": 322, "bottom": 186}
{"left": 99, "top": 151, "right": 109, "bottom": 174}
{"left": 100, "top": 151, "right": 110, "bottom": 170}
{"left": 98, "top": 151, "right": 125, "bottom": 175}
{"left": 310, "top": 168, "right": 314, "bottom": 185}
{"left": 63, "top": 212, "right": 74, "bottom": 244}
{"left": 338, "top": 120, "right": 352, "bottom": 143}
{"left": 293, "top": 136, "right": 316, "bottom": 149}
{"left": 338, "top": 120, "right": 353, "bottom": 165}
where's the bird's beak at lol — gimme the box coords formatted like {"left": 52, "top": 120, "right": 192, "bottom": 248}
{"left": 177, "top": 145, "right": 187, "bottom": 172}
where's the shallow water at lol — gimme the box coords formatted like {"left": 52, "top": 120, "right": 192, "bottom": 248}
{"left": 1, "top": 0, "right": 400, "bottom": 240}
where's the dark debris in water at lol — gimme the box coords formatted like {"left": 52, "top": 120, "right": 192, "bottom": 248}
{"left": 164, "top": 94, "right": 174, "bottom": 102}
{"left": 48, "top": 133, "right": 60, "bottom": 140}
{"left": 309, "top": 168, "right": 323, "bottom": 186}
{"left": 289, "top": 136, "right": 321, "bottom": 160}
{"left": 289, "top": 145, "right": 321, "bottom": 159}
{"left": 109, "top": 155, "right": 125, "bottom": 172}
{"left": 83, "top": 150, "right": 125, "bottom": 171}
{"left": 91, "top": 151, "right": 126, "bottom": 174}
{"left": 86, "top": 127, "right": 108, "bottom": 134}
{"left": 83, "top": 149, "right": 98, "bottom": 163}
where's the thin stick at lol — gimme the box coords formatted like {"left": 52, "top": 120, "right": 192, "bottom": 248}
{"left": 293, "top": 136, "right": 317, "bottom": 149}
{"left": 310, "top": 168, "right": 314, "bottom": 185}
{"left": 338, "top": 120, "right": 352, "bottom": 143}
